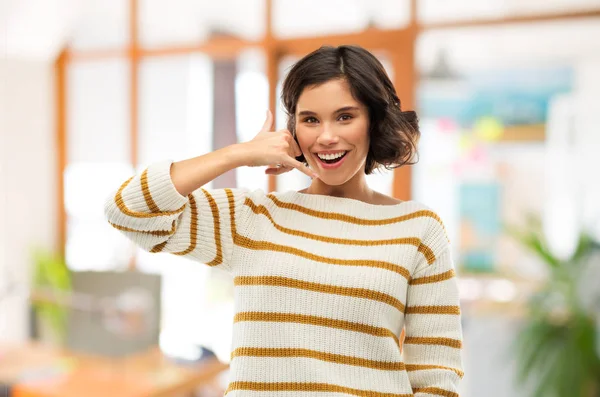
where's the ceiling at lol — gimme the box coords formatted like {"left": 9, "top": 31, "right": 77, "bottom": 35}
{"left": 1, "top": 0, "right": 599, "bottom": 64}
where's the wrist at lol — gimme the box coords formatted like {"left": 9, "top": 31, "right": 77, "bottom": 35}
{"left": 222, "top": 143, "right": 251, "bottom": 168}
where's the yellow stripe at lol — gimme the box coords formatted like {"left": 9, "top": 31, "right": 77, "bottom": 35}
{"left": 409, "top": 269, "right": 455, "bottom": 285}
{"left": 234, "top": 234, "right": 410, "bottom": 279}
{"left": 225, "top": 382, "right": 413, "bottom": 397}
{"left": 418, "top": 243, "right": 437, "bottom": 265}
{"left": 225, "top": 188, "right": 237, "bottom": 235}
{"left": 268, "top": 194, "right": 441, "bottom": 226}
{"left": 114, "top": 175, "right": 186, "bottom": 218}
{"left": 231, "top": 347, "right": 406, "bottom": 370}
{"left": 170, "top": 194, "right": 198, "bottom": 256}
{"left": 109, "top": 221, "right": 176, "bottom": 237}
{"left": 405, "top": 306, "right": 461, "bottom": 315}
{"left": 150, "top": 194, "right": 198, "bottom": 255}
{"left": 245, "top": 197, "right": 436, "bottom": 264}
{"left": 404, "top": 337, "right": 462, "bottom": 349}
{"left": 140, "top": 169, "right": 160, "bottom": 212}
{"left": 201, "top": 189, "right": 223, "bottom": 267}
{"left": 150, "top": 240, "right": 168, "bottom": 253}
{"left": 235, "top": 275, "right": 405, "bottom": 313}
{"left": 234, "top": 312, "right": 400, "bottom": 347}
{"left": 413, "top": 387, "right": 458, "bottom": 397}
{"left": 406, "top": 364, "right": 464, "bottom": 378}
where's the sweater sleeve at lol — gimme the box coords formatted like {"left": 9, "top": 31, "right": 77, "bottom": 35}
{"left": 103, "top": 159, "right": 252, "bottom": 273}
{"left": 403, "top": 218, "right": 464, "bottom": 396}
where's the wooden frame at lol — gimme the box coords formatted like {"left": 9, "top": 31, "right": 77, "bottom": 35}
{"left": 54, "top": 0, "right": 600, "bottom": 254}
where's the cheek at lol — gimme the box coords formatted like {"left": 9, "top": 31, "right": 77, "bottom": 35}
{"left": 347, "top": 122, "right": 370, "bottom": 151}
{"left": 295, "top": 127, "right": 314, "bottom": 153}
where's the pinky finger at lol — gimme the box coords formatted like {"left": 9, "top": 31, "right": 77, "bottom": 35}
{"left": 265, "top": 166, "right": 290, "bottom": 175}
{"left": 288, "top": 159, "right": 319, "bottom": 179}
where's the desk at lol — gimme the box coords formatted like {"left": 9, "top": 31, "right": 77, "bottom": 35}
{"left": 0, "top": 343, "right": 229, "bottom": 397}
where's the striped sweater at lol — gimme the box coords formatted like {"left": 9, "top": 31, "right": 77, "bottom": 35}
{"left": 104, "top": 159, "right": 464, "bottom": 397}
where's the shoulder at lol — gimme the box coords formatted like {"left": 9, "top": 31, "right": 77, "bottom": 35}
{"left": 371, "top": 191, "right": 405, "bottom": 206}
{"left": 411, "top": 202, "right": 451, "bottom": 267}
{"left": 370, "top": 194, "right": 448, "bottom": 249}
{"left": 411, "top": 202, "right": 449, "bottom": 240}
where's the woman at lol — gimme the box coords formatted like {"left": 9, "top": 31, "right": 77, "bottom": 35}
{"left": 105, "top": 45, "right": 463, "bottom": 397}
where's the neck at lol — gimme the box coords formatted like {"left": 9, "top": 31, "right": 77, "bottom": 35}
{"left": 304, "top": 171, "right": 374, "bottom": 203}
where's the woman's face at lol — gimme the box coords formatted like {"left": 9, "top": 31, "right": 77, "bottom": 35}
{"left": 294, "top": 78, "right": 370, "bottom": 186}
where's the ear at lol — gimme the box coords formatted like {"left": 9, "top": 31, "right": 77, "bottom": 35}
{"left": 292, "top": 133, "right": 305, "bottom": 163}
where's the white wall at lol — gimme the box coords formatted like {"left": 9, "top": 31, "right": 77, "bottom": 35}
{"left": 0, "top": 59, "right": 56, "bottom": 342}
{"left": 575, "top": 58, "right": 600, "bottom": 240}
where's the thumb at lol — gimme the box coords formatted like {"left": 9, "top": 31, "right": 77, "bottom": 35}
{"left": 260, "top": 109, "right": 274, "bottom": 133}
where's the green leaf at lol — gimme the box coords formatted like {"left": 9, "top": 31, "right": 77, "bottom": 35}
{"left": 508, "top": 214, "right": 600, "bottom": 397}
{"left": 570, "top": 233, "right": 592, "bottom": 263}
{"left": 30, "top": 247, "right": 72, "bottom": 344}
{"left": 514, "top": 313, "right": 600, "bottom": 397}
{"left": 503, "top": 220, "right": 561, "bottom": 269}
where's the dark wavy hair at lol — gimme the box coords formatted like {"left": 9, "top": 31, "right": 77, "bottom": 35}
{"left": 281, "top": 45, "right": 420, "bottom": 175}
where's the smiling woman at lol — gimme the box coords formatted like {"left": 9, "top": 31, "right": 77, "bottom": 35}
{"left": 278, "top": 45, "right": 419, "bottom": 202}
{"left": 104, "top": 45, "right": 464, "bottom": 397}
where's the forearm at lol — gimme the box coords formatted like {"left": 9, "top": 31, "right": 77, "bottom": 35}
{"left": 170, "top": 144, "right": 249, "bottom": 197}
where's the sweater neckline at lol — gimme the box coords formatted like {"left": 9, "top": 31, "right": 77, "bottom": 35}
{"left": 276, "top": 190, "right": 416, "bottom": 212}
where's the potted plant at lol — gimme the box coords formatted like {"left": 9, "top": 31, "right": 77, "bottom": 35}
{"left": 507, "top": 216, "right": 600, "bottom": 397}
{"left": 31, "top": 248, "right": 72, "bottom": 345}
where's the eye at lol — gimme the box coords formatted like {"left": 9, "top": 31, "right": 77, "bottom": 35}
{"left": 303, "top": 116, "right": 318, "bottom": 124}
{"left": 338, "top": 114, "right": 353, "bottom": 121}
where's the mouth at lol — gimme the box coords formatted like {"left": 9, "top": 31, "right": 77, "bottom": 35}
{"left": 314, "top": 150, "right": 349, "bottom": 169}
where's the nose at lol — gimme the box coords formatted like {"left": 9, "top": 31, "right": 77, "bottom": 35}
{"left": 316, "top": 122, "right": 339, "bottom": 145}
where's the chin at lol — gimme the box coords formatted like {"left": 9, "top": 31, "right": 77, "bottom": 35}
{"left": 313, "top": 171, "right": 354, "bottom": 187}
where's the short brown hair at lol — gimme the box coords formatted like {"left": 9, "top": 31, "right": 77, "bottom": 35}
{"left": 281, "top": 45, "right": 420, "bottom": 174}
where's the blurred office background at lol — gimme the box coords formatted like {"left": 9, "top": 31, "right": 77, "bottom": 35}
{"left": 1, "top": 1, "right": 600, "bottom": 396}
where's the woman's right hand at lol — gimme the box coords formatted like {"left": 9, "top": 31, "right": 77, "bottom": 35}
{"left": 239, "top": 110, "right": 318, "bottom": 179}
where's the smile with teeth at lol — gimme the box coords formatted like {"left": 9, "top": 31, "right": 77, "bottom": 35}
{"left": 316, "top": 151, "right": 348, "bottom": 164}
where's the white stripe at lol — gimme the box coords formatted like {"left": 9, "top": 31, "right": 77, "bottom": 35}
{"left": 408, "top": 282, "right": 459, "bottom": 307}
{"left": 228, "top": 356, "right": 414, "bottom": 394}
{"left": 144, "top": 159, "right": 188, "bottom": 211}
{"left": 405, "top": 368, "right": 462, "bottom": 388}
{"left": 232, "top": 321, "right": 402, "bottom": 361}
{"left": 237, "top": 262, "right": 408, "bottom": 304}
{"left": 235, "top": 232, "right": 418, "bottom": 266}
{"left": 403, "top": 344, "right": 463, "bottom": 368}
{"left": 404, "top": 314, "right": 462, "bottom": 339}
{"left": 235, "top": 286, "right": 403, "bottom": 336}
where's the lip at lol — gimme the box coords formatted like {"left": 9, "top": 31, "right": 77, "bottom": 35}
{"left": 313, "top": 150, "right": 349, "bottom": 170}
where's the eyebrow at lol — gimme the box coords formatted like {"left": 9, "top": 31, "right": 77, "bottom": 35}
{"left": 297, "top": 106, "right": 361, "bottom": 117}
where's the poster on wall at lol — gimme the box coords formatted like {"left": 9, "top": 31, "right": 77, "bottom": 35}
{"left": 458, "top": 183, "right": 501, "bottom": 273}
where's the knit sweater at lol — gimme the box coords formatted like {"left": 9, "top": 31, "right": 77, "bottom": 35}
{"left": 104, "top": 159, "right": 464, "bottom": 397}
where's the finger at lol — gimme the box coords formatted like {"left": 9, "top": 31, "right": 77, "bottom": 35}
{"left": 266, "top": 162, "right": 292, "bottom": 171}
{"left": 289, "top": 139, "right": 302, "bottom": 157}
{"left": 266, "top": 163, "right": 287, "bottom": 169}
{"left": 284, "top": 158, "right": 318, "bottom": 179}
{"left": 277, "top": 128, "right": 293, "bottom": 140}
{"left": 260, "top": 110, "right": 274, "bottom": 133}
{"left": 283, "top": 129, "right": 302, "bottom": 157}
{"left": 265, "top": 166, "right": 292, "bottom": 175}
